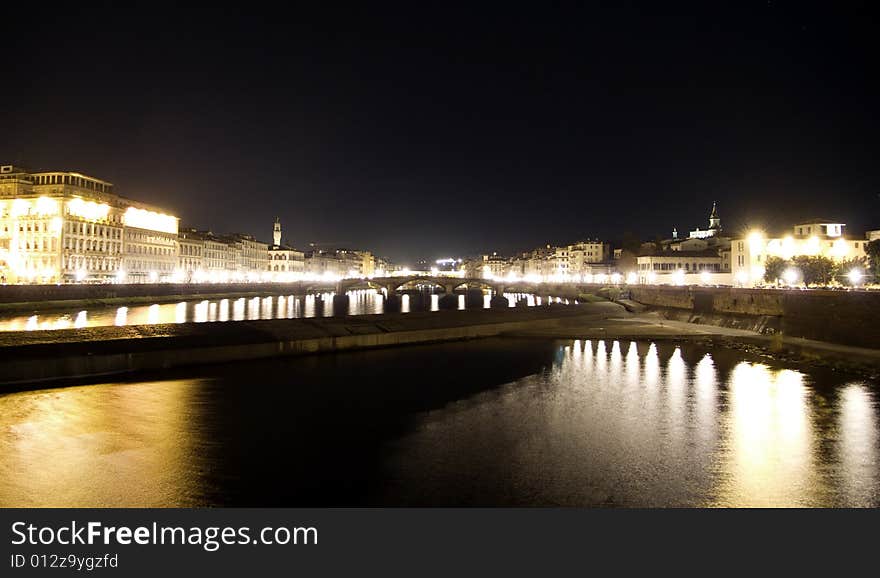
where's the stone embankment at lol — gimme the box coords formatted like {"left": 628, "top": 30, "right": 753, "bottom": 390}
{"left": 0, "top": 304, "right": 621, "bottom": 386}
{"left": 628, "top": 286, "right": 880, "bottom": 350}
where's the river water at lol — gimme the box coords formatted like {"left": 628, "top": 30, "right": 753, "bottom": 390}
{"left": 0, "top": 338, "right": 877, "bottom": 507}
{"left": 0, "top": 290, "right": 559, "bottom": 332}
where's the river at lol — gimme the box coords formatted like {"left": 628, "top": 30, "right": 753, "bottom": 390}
{"left": 0, "top": 337, "right": 877, "bottom": 507}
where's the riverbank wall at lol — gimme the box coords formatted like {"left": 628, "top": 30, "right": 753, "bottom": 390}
{"left": 0, "top": 282, "right": 327, "bottom": 314}
{"left": 629, "top": 286, "right": 880, "bottom": 349}
{"left": 0, "top": 305, "right": 614, "bottom": 386}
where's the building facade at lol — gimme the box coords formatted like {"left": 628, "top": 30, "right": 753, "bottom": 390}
{"left": 0, "top": 164, "right": 177, "bottom": 284}
{"left": 637, "top": 250, "right": 730, "bottom": 285}
{"left": 268, "top": 218, "right": 305, "bottom": 276}
{"left": 730, "top": 221, "right": 868, "bottom": 286}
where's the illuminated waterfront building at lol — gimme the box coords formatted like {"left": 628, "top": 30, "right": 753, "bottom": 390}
{"left": 730, "top": 220, "right": 869, "bottom": 287}
{"left": 636, "top": 250, "right": 730, "bottom": 285}
{"left": 177, "top": 228, "right": 206, "bottom": 279}
{"left": 0, "top": 164, "right": 177, "bottom": 284}
{"left": 123, "top": 203, "right": 179, "bottom": 283}
{"left": 567, "top": 240, "right": 610, "bottom": 277}
{"left": 304, "top": 247, "right": 374, "bottom": 278}
{"left": 268, "top": 217, "right": 304, "bottom": 275}
{"left": 221, "top": 233, "right": 269, "bottom": 280}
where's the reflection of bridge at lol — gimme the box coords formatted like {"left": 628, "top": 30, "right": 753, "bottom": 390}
{"left": 335, "top": 276, "right": 514, "bottom": 296}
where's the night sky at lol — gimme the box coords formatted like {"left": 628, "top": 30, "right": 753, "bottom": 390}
{"left": 3, "top": 1, "right": 878, "bottom": 264}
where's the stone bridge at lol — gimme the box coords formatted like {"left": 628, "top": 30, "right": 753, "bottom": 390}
{"left": 335, "top": 275, "right": 512, "bottom": 296}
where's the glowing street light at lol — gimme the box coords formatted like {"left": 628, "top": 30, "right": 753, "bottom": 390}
{"left": 783, "top": 267, "right": 799, "bottom": 286}
{"left": 748, "top": 230, "right": 764, "bottom": 252}
{"left": 847, "top": 268, "right": 863, "bottom": 286}
{"left": 673, "top": 269, "right": 686, "bottom": 286}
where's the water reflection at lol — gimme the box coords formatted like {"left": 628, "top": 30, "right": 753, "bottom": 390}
{"left": 711, "top": 364, "right": 819, "bottom": 506}
{"left": 378, "top": 340, "right": 880, "bottom": 507}
{"left": 0, "top": 288, "right": 560, "bottom": 333}
{"left": 0, "top": 379, "right": 208, "bottom": 507}
{"left": 0, "top": 339, "right": 878, "bottom": 507}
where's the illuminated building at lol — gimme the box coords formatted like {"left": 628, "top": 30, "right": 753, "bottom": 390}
{"left": 637, "top": 250, "right": 730, "bottom": 285}
{"left": 477, "top": 252, "right": 509, "bottom": 279}
{"left": 567, "top": 240, "right": 610, "bottom": 277}
{"left": 178, "top": 228, "right": 206, "bottom": 279}
{"left": 122, "top": 204, "right": 179, "bottom": 282}
{"left": 203, "top": 234, "right": 233, "bottom": 278}
{"left": 730, "top": 220, "right": 869, "bottom": 287}
{"left": 221, "top": 233, "right": 269, "bottom": 279}
{"left": 688, "top": 201, "right": 722, "bottom": 239}
{"left": 866, "top": 230, "right": 880, "bottom": 242}
{"left": 0, "top": 164, "right": 177, "bottom": 284}
{"left": 268, "top": 217, "right": 304, "bottom": 275}
{"left": 304, "top": 247, "right": 374, "bottom": 278}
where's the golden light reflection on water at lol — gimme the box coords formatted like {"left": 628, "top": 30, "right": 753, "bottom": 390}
{"left": 836, "top": 383, "right": 879, "bottom": 506}
{"left": 383, "top": 339, "right": 880, "bottom": 507}
{"left": 0, "top": 379, "right": 209, "bottom": 507}
{"left": 1, "top": 340, "right": 877, "bottom": 507}
{"left": 710, "top": 363, "right": 821, "bottom": 507}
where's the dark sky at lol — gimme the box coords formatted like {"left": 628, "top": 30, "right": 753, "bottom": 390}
{"left": 3, "top": 1, "right": 878, "bottom": 264}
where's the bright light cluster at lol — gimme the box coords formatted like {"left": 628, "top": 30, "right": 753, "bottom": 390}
{"left": 750, "top": 230, "right": 853, "bottom": 261}
{"left": 124, "top": 207, "right": 178, "bottom": 234}
{"left": 4, "top": 197, "right": 60, "bottom": 218}
{"left": 67, "top": 198, "right": 110, "bottom": 221}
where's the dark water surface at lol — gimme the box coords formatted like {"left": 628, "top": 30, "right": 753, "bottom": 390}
{"left": 0, "top": 338, "right": 877, "bottom": 507}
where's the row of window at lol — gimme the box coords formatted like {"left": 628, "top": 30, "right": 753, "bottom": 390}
{"left": 32, "top": 174, "right": 112, "bottom": 193}
{"left": 127, "top": 244, "right": 175, "bottom": 257}
{"left": 67, "top": 222, "right": 122, "bottom": 237}
{"left": 12, "top": 239, "right": 58, "bottom": 252}
{"left": 124, "top": 260, "right": 175, "bottom": 272}
{"left": 640, "top": 262, "right": 724, "bottom": 271}
{"left": 64, "top": 238, "right": 122, "bottom": 253}
{"left": 66, "top": 257, "right": 118, "bottom": 271}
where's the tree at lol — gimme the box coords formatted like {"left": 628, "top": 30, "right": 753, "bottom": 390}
{"left": 791, "top": 255, "right": 835, "bottom": 286}
{"left": 865, "top": 239, "right": 880, "bottom": 281}
{"left": 763, "top": 256, "right": 788, "bottom": 285}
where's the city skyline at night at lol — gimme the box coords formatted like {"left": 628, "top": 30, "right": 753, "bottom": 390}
{"left": 2, "top": 2, "right": 878, "bottom": 264}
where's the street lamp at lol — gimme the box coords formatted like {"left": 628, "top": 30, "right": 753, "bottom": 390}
{"left": 847, "top": 268, "right": 863, "bottom": 286}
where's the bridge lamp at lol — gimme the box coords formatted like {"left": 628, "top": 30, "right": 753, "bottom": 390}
{"left": 700, "top": 270, "right": 711, "bottom": 285}
{"left": 626, "top": 272, "right": 637, "bottom": 285}
{"left": 75, "top": 268, "right": 87, "bottom": 282}
{"left": 735, "top": 270, "right": 749, "bottom": 286}
{"left": 610, "top": 272, "right": 621, "bottom": 284}
{"left": 115, "top": 269, "right": 127, "bottom": 283}
{"left": 783, "top": 267, "right": 799, "bottom": 286}
{"left": 148, "top": 271, "right": 159, "bottom": 283}
{"left": 847, "top": 268, "right": 863, "bottom": 286}
{"left": 647, "top": 272, "right": 657, "bottom": 284}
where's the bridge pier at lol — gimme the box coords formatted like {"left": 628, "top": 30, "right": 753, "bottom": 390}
{"left": 332, "top": 294, "right": 350, "bottom": 316}
{"left": 384, "top": 293, "right": 401, "bottom": 313}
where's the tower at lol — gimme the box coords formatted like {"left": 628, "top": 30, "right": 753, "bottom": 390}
{"left": 708, "top": 202, "right": 721, "bottom": 232}
{"left": 273, "top": 217, "right": 282, "bottom": 246}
